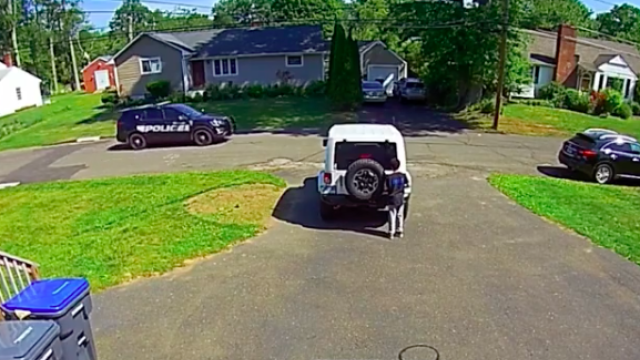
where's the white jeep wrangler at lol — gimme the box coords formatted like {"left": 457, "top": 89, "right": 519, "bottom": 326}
{"left": 318, "top": 124, "right": 412, "bottom": 220}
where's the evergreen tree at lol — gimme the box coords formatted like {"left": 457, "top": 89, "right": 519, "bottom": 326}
{"left": 327, "top": 22, "right": 347, "bottom": 105}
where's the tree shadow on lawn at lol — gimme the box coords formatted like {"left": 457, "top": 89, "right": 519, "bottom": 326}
{"left": 272, "top": 177, "right": 390, "bottom": 239}
{"left": 76, "top": 106, "right": 119, "bottom": 125}
{"left": 358, "top": 99, "right": 473, "bottom": 137}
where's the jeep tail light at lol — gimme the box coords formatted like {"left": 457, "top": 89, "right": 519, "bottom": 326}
{"left": 323, "top": 173, "right": 332, "bottom": 184}
{"left": 579, "top": 149, "right": 597, "bottom": 158}
{"left": 359, "top": 154, "right": 372, "bottom": 159}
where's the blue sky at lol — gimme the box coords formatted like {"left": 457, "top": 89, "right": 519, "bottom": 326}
{"left": 84, "top": 0, "right": 640, "bottom": 29}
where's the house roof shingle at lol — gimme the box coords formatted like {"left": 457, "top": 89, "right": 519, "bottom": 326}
{"left": 523, "top": 29, "right": 640, "bottom": 74}
{"left": 149, "top": 25, "right": 328, "bottom": 58}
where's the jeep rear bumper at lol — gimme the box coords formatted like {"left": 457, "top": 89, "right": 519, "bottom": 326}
{"left": 320, "top": 194, "right": 410, "bottom": 210}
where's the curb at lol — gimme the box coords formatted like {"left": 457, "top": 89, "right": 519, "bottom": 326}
{"left": 0, "top": 182, "right": 20, "bottom": 190}
{"left": 76, "top": 136, "right": 102, "bottom": 143}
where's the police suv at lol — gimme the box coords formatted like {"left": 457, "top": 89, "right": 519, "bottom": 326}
{"left": 116, "top": 102, "right": 236, "bottom": 150}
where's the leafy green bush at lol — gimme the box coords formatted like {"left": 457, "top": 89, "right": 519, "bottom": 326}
{"left": 538, "top": 82, "right": 566, "bottom": 102}
{"left": 146, "top": 80, "right": 172, "bottom": 99}
{"left": 564, "top": 89, "right": 590, "bottom": 113}
{"left": 246, "top": 84, "right": 265, "bottom": 98}
{"left": 479, "top": 98, "right": 495, "bottom": 114}
{"left": 304, "top": 80, "right": 326, "bottom": 97}
{"left": 614, "top": 102, "right": 632, "bottom": 119}
{"left": 191, "top": 92, "right": 204, "bottom": 103}
{"left": 630, "top": 101, "right": 640, "bottom": 116}
{"left": 167, "top": 92, "right": 184, "bottom": 103}
{"left": 601, "top": 88, "right": 623, "bottom": 114}
{"left": 101, "top": 91, "right": 118, "bottom": 105}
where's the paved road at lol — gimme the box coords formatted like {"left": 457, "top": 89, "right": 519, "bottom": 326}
{"left": 1, "top": 110, "right": 639, "bottom": 359}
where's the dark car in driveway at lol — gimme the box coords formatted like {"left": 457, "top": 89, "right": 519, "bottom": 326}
{"left": 116, "top": 102, "right": 235, "bottom": 150}
{"left": 558, "top": 129, "right": 640, "bottom": 184}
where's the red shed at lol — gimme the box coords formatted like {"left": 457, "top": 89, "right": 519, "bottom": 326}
{"left": 82, "top": 56, "right": 115, "bottom": 93}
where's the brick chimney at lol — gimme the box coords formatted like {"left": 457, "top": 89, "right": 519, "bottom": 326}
{"left": 2, "top": 52, "right": 13, "bottom": 67}
{"left": 554, "top": 24, "right": 577, "bottom": 85}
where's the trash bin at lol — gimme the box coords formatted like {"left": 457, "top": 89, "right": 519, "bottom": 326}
{"left": 0, "top": 320, "right": 63, "bottom": 360}
{"left": 2, "top": 279, "right": 96, "bottom": 360}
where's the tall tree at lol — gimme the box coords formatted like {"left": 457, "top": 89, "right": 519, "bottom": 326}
{"left": 521, "top": 0, "right": 594, "bottom": 30}
{"left": 212, "top": 0, "right": 273, "bottom": 27}
{"left": 110, "top": 0, "right": 153, "bottom": 41}
{"left": 596, "top": 4, "right": 640, "bottom": 44}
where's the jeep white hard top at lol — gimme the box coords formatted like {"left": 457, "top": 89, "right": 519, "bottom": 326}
{"left": 318, "top": 124, "right": 411, "bottom": 200}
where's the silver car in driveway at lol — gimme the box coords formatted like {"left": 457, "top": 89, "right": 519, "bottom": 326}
{"left": 399, "top": 78, "right": 426, "bottom": 102}
{"left": 362, "top": 81, "right": 387, "bottom": 104}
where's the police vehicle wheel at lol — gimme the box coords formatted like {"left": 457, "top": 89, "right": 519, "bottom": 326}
{"left": 193, "top": 128, "right": 214, "bottom": 146}
{"left": 128, "top": 133, "right": 147, "bottom": 150}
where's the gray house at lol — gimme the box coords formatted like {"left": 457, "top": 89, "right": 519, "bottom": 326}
{"left": 112, "top": 24, "right": 407, "bottom": 98}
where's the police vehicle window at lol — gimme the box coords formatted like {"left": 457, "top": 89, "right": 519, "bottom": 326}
{"left": 630, "top": 143, "right": 640, "bottom": 154}
{"left": 169, "top": 104, "right": 202, "bottom": 118}
{"left": 163, "top": 108, "right": 183, "bottom": 120}
{"left": 122, "top": 110, "right": 142, "bottom": 122}
{"left": 335, "top": 142, "right": 397, "bottom": 170}
{"left": 143, "top": 108, "right": 163, "bottom": 120}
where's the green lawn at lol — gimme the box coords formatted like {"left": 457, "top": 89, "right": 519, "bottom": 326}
{"left": 0, "top": 95, "right": 345, "bottom": 152}
{"left": 199, "top": 97, "right": 344, "bottom": 131}
{"left": 489, "top": 174, "right": 640, "bottom": 266}
{"left": 0, "top": 93, "right": 115, "bottom": 151}
{"left": 458, "top": 104, "right": 640, "bottom": 137}
{"left": 0, "top": 170, "right": 285, "bottom": 290}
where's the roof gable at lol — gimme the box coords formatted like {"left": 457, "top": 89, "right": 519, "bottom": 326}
{"left": 523, "top": 29, "right": 640, "bottom": 75}
{"left": 0, "top": 67, "right": 41, "bottom": 85}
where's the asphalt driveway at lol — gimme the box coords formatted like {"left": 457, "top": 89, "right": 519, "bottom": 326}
{"left": 1, "top": 106, "right": 639, "bottom": 359}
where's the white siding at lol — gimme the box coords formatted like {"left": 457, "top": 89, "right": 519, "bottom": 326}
{"left": 512, "top": 64, "right": 554, "bottom": 99}
{"left": 0, "top": 69, "right": 43, "bottom": 117}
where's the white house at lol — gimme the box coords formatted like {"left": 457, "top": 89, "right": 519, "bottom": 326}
{"left": 0, "top": 62, "right": 44, "bottom": 118}
{"left": 515, "top": 25, "right": 639, "bottom": 100}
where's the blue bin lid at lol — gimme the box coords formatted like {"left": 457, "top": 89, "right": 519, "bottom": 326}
{"left": 0, "top": 321, "right": 59, "bottom": 360}
{"left": 3, "top": 278, "right": 89, "bottom": 315}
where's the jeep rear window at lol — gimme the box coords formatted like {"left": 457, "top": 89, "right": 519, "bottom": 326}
{"left": 335, "top": 142, "right": 397, "bottom": 170}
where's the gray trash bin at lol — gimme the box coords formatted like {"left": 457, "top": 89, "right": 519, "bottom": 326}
{"left": 0, "top": 320, "right": 62, "bottom": 360}
{"left": 3, "top": 279, "right": 96, "bottom": 360}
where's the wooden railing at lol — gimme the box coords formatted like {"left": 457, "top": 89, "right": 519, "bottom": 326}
{"left": 0, "top": 251, "right": 40, "bottom": 302}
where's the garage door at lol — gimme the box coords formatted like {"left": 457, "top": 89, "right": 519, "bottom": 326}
{"left": 367, "top": 65, "right": 399, "bottom": 95}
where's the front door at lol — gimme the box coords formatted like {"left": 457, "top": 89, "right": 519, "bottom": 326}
{"left": 191, "top": 60, "right": 205, "bottom": 89}
{"left": 95, "top": 70, "right": 110, "bottom": 90}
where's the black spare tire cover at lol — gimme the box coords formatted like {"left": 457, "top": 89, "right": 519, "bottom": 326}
{"left": 345, "top": 158, "right": 385, "bottom": 201}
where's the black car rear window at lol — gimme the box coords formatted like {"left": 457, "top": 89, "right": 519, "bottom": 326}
{"left": 335, "top": 142, "right": 397, "bottom": 170}
{"left": 406, "top": 82, "right": 424, "bottom": 89}
{"left": 569, "top": 133, "right": 596, "bottom": 148}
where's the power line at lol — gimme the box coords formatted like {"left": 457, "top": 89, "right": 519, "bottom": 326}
{"left": 13, "top": 18, "right": 493, "bottom": 56}
{"left": 574, "top": 25, "right": 640, "bottom": 48}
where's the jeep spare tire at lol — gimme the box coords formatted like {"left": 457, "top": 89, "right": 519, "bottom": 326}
{"left": 345, "top": 158, "right": 385, "bottom": 201}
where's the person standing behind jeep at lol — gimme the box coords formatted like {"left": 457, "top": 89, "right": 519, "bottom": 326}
{"left": 386, "top": 158, "right": 408, "bottom": 239}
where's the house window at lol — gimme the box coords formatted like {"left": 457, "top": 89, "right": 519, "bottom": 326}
{"left": 213, "top": 58, "right": 238, "bottom": 77}
{"left": 15, "top": 87, "right": 21, "bottom": 101}
{"left": 286, "top": 55, "right": 303, "bottom": 67}
{"left": 140, "top": 57, "right": 162, "bottom": 75}
{"left": 623, "top": 79, "right": 631, "bottom": 98}
{"left": 532, "top": 66, "right": 540, "bottom": 84}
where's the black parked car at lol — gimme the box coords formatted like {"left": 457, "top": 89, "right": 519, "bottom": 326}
{"left": 558, "top": 129, "right": 640, "bottom": 184}
{"left": 116, "top": 102, "right": 235, "bottom": 150}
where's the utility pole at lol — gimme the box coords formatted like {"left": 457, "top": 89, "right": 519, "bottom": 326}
{"left": 492, "top": 0, "right": 509, "bottom": 130}
{"left": 128, "top": 10, "right": 134, "bottom": 41}
{"left": 69, "top": 33, "right": 81, "bottom": 91}
{"left": 49, "top": 36, "right": 59, "bottom": 93}
{"left": 8, "top": 0, "right": 21, "bottom": 66}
